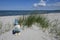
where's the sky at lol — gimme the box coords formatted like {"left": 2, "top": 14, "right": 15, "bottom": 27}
{"left": 0, "top": 0, "right": 60, "bottom": 10}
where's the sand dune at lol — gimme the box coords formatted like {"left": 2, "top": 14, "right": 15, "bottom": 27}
{"left": 0, "top": 13, "right": 60, "bottom": 40}
{"left": 0, "top": 28, "right": 53, "bottom": 40}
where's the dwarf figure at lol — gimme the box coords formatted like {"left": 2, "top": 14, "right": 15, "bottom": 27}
{"left": 12, "top": 19, "right": 21, "bottom": 35}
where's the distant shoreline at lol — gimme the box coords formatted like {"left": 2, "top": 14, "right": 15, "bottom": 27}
{"left": 0, "top": 13, "right": 60, "bottom": 17}
{"left": 0, "top": 10, "right": 60, "bottom": 16}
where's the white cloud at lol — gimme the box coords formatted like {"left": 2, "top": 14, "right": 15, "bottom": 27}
{"left": 33, "top": 0, "right": 60, "bottom": 10}
{"left": 33, "top": 0, "right": 46, "bottom": 7}
{"left": 33, "top": 0, "right": 60, "bottom": 7}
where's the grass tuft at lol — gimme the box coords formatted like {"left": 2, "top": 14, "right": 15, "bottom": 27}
{"left": 18, "top": 14, "right": 49, "bottom": 29}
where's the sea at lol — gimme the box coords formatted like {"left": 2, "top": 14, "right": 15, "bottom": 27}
{"left": 0, "top": 10, "right": 60, "bottom": 16}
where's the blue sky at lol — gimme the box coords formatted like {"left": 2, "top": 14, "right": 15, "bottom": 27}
{"left": 0, "top": 0, "right": 60, "bottom": 10}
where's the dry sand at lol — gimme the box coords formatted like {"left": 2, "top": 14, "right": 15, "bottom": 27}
{"left": 0, "top": 13, "right": 60, "bottom": 40}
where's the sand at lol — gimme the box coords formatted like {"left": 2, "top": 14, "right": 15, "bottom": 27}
{"left": 0, "top": 13, "right": 60, "bottom": 40}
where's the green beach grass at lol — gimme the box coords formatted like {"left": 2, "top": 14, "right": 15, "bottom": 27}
{"left": 18, "top": 14, "right": 49, "bottom": 29}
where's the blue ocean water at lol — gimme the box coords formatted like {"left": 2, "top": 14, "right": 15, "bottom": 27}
{"left": 0, "top": 10, "right": 60, "bottom": 16}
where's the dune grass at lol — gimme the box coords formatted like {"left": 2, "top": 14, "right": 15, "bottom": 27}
{"left": 24, "top": 15, "right": 36, "bottom": 27}
{"left": 18, "top": 18, "right": 24, "bottom": 26}
{"left": 0, "top": 22, "right": 12, "bottom": 35}
{"left": 18, "top": 14, "right": 49, "bottom": 29}
{"left": 49, "top": 19, "right": 60, "bottom": 39}
{"left": 0, "top": 22, "right": 2, "bottom": 29}
{"left": 4, "top": 23, "right": 12, "bottom": 32}
{"left": 36, "top": 15, "right": 49, "bottom": 28}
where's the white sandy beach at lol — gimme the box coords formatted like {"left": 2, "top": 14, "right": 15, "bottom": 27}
{"left": 0, "top": 13, "right": 60, "bottom": 40}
